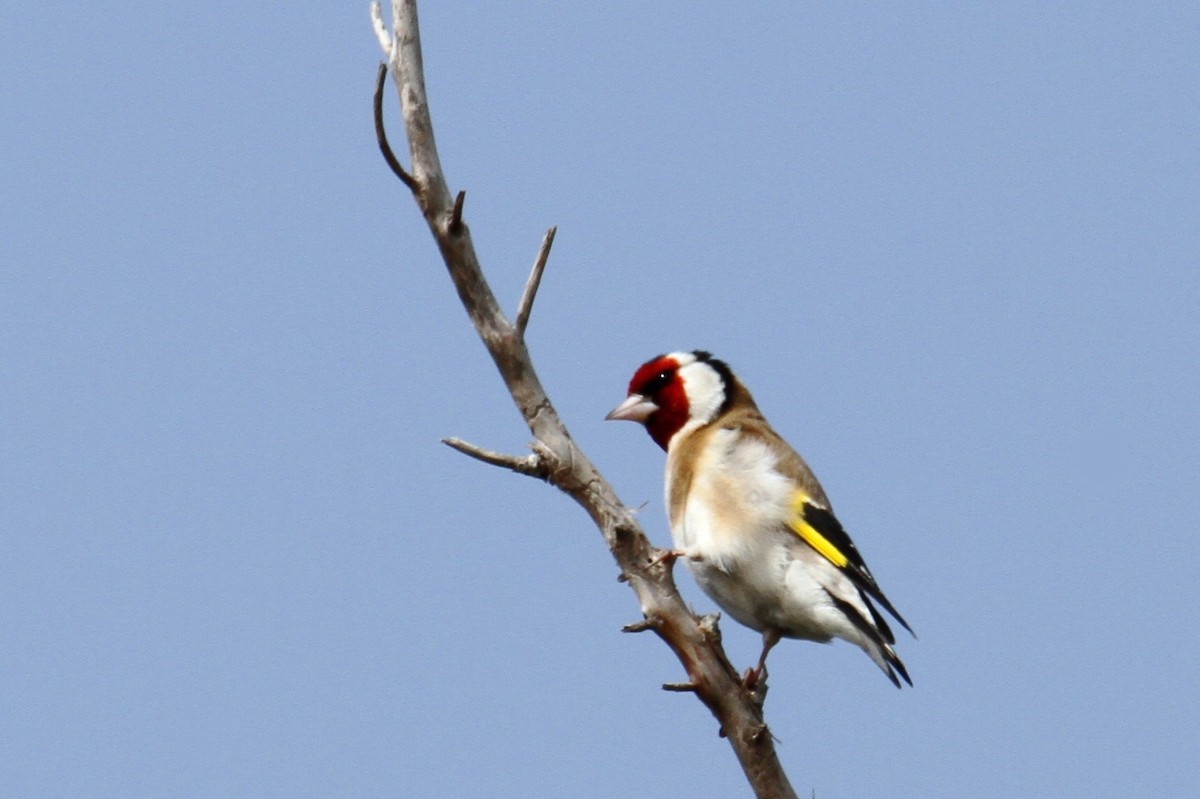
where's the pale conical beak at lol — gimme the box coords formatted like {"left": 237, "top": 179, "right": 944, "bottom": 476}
{"left": 605, "top": 393, "right": 659, "bottom": 422}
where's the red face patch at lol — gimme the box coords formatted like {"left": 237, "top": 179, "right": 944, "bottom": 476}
{"left": 628, "top": 355, "right": 690, "bottom": 450}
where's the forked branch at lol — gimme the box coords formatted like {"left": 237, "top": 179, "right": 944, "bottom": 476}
{"left": 370, "top": 3, "right": 797, "bottom": 796}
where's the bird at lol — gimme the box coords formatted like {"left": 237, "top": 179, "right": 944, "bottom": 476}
{"left": 606, "top": 350, "right": 913, "bottom": 688}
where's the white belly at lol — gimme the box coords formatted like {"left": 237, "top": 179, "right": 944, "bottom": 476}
{"left": 668, "top": 428, "right": 822, "bottom": 636}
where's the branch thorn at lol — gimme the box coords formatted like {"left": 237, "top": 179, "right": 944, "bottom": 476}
{"left": 449, "top": 190, "right": 466, "bottom": 234}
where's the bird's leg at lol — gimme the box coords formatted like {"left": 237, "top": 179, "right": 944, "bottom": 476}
{"left": 742, "top": 629, "right": 782, "bottom": 690}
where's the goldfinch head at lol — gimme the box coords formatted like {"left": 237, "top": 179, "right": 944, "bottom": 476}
{"left": 606, "top": 350, "right": 735, "bottom": 450}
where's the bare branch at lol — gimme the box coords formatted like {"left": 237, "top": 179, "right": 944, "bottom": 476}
{"left": 441, "top": 437, "right": 547, "bottom": 479}
{"left": 373, "top": 62, "right": 417, "bottom": 192}
{"left": 372, "top": 3, "right": 799, "bottom": 797}
{"left": 370, "top": 1, "right": 391, "bottom": 54}
{"left": 377, "top": 0, "right": 452, "bottom": 211}
{"left": 515, "top": 226, "right": 557, "bottom": 339}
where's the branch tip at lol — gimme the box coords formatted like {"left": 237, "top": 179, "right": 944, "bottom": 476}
{"left": 441, "top": 437, "right": 546, "bottom": 478}
{"left": 370, "top": 1, "right": 392, "bottom": 55}
{"left": 622, "top": 619, "right": 655, "bottom": 633}
{"left": 662, "top": 681, "right": 700, "bottom": 693}
{"left": 373, "top": 62, "right": 418, "bottom": 192}
{"left": 514, "top": 226, "right": 558, "bottom": 338}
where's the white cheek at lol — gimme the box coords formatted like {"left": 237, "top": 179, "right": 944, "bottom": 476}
{"left": 678, "top": 362, "right": 725, "bottom": 424}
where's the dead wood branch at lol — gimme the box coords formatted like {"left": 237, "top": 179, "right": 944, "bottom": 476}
{"left": 370, "top": 3, "right": 798, "bottom": 796}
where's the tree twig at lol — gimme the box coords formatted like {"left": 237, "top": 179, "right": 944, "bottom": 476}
{"left": 441, "top": 437, "right": 547, "bottom": 479}
{"left": 370, "top": 0, "right": 391, "bottom": 54}
{"left": 663, "top": 682, "right": 701, "bottom": 693}
{"left": 370, "top": 3, "right": 798, "bottom": 797}
{"left": 514, "top": 226, "right": 557, "bottom": 339}
{"left": 373, "top": 62, "right": 417, "bottom": 192}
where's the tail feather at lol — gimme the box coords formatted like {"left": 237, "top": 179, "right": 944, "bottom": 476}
{"left": 824, "top": 589, "right": 913, "bottom": 688}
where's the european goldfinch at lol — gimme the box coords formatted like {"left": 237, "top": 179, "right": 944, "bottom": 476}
{"left": 607, "top": 351, "right": 913, "bottom": 688}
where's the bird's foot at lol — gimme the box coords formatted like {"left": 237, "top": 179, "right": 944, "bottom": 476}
{"left": 740, "top": 665, "right": 770, "bottom": 705}
{"left": 650, "top": 547, "right": 700, "bottom": 568}
{"left": 741, "top": 665, "right": 767, "bottom": 691}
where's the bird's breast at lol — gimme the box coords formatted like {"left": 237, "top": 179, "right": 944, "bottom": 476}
{"left": 668, "top": 427, "right": 794, "bottom": 570}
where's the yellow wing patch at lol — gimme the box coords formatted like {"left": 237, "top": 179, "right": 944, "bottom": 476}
{"left": 788, "top": 492, "right": 850, "bottom": 568}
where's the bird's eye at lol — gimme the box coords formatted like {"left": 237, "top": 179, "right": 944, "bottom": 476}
{"left": 643, "top": 369, "right": 673, "bottom": 395}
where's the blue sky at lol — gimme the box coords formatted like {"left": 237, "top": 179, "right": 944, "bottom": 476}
{"left": 4, "top": 3, "right": 1198, "bottom": 796}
